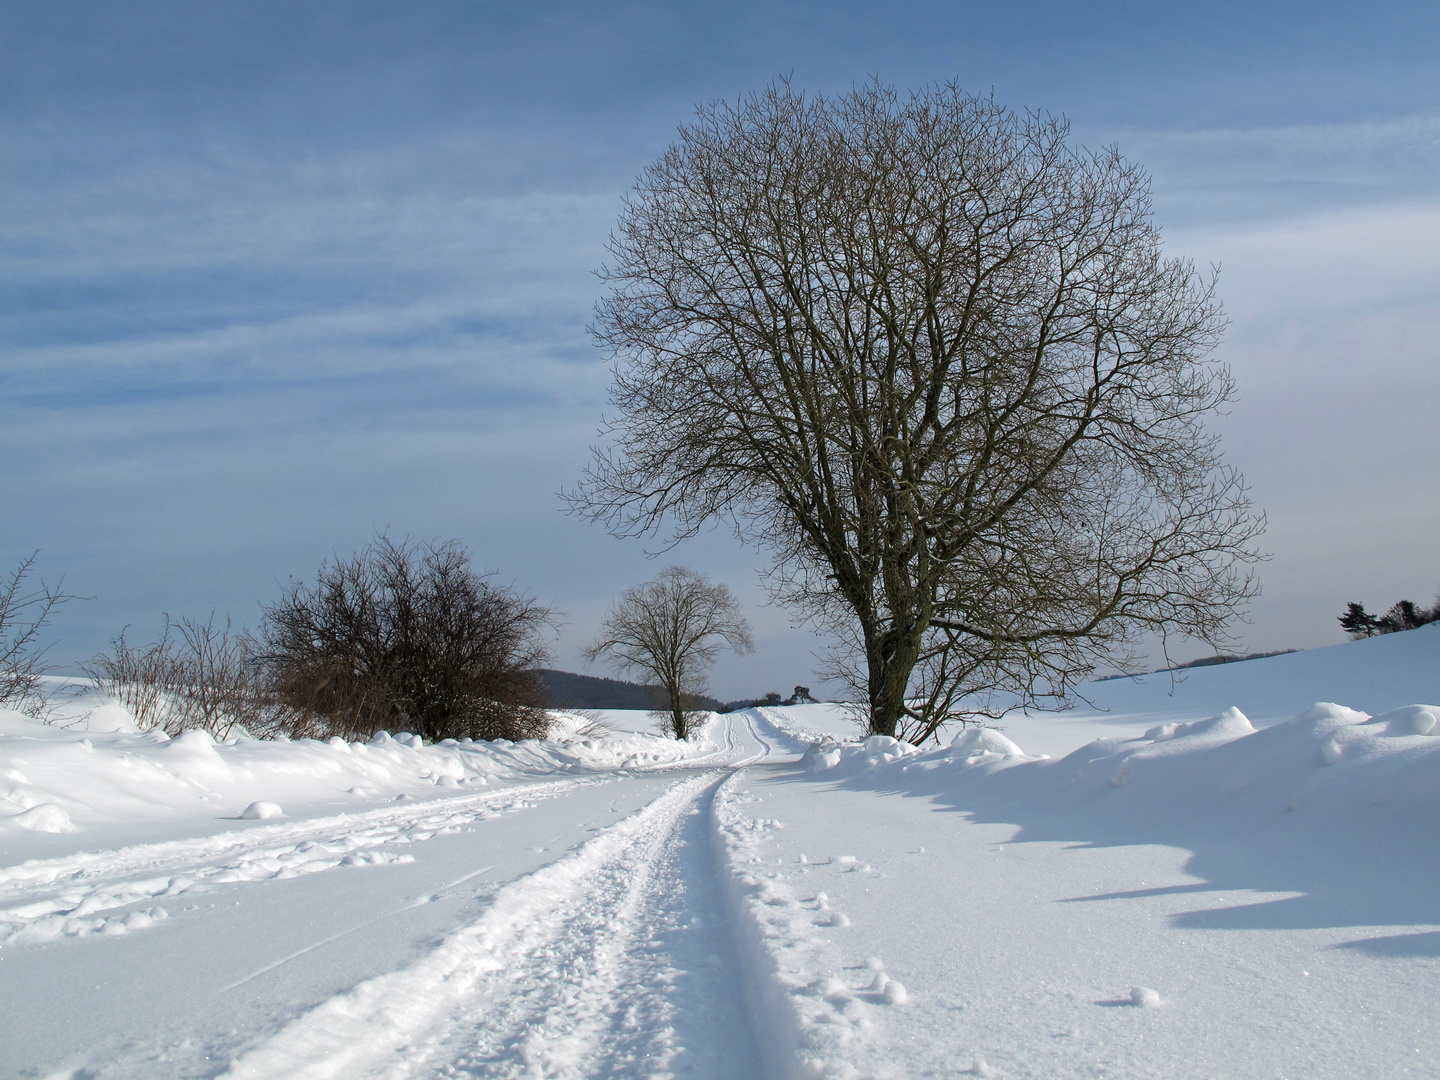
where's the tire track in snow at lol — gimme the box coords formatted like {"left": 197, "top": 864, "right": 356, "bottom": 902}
{"left": 223, "top": 768, "right": 764, "bottom": 1080}
{"left": 0, "top": 778, "right": 600, "bottom": 943}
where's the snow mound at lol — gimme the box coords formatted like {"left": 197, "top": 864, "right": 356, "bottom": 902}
{"left": 950, "top": 725, "right": 1026, "bottom": 757}
{"left": 796, "top": 700, "right": 1440, "bottom": 833}
{"left": 1363, "top": 703, "right": 1440, "bottom": 736}
{"left": 801, "top": 725, "right": 1028, "bottom": 779}
{"left": 1130, "top": 986, "right": 1162, "bottom": 1008}
{"left": 9, "top": 803, "right": 74, "bottom": 833}
{"left": 1144, "top": 705, "right": 1255, "bottom": 743}
{"left": 240, "top": 801, "right": 284, "bottom": 820}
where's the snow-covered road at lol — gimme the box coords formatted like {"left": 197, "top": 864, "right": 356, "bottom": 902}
{"left": 3, "top": 711, "right": 792, "bottom": 1079}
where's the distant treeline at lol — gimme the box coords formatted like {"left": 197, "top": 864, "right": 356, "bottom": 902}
{"left": 534, "top": 669, "right": 725, "bottom": 713}
{"left": 719, "top": 686, "right": 820, "bottom": 711}
{"left": 535, "top": 670, "right": 822, "bottom": 713}
{"left": 1338, "top": 597, "right": 1440, "bottom": 639}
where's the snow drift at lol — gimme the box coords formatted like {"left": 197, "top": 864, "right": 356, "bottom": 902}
{"left": 799, "top": 699, "right": 1440, "bottom": 828}
{"left": 0, "top": 700, "right": 719, "bottom": 843}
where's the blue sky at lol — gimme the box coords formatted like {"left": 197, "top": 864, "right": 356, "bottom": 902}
{"left": 4, "top": 1, "right": 1439, "bottom": 698}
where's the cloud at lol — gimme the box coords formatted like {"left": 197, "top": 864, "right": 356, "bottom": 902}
{"left": 0, "top": 134, "right": 618, "bottom": 375}
{"left": 1111, "top": 114, "right": 1440, "bottom": 226}
{"left": 5, "top": 4, "right": 1440, "bottom": 695}
{"left": 1153, "top": 196, "right": 1440, "bottom": 656}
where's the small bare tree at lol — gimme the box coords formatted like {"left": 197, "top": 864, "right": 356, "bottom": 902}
{"left": 258, "top": 536, "right": 555, "bottom": 742}
{"left": 0, "top": 553, "right": 75, "bottom": 716}
{"left": 585, "top": 567, "right": 753, "bottom": 739}
{"left": 570, "top": 80, "right": 1265, "bottom": 740}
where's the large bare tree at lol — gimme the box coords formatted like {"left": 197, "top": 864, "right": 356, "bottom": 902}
{"left": 585, "top": 566, "right": 753, "bottom": 740}
{"left": 570, "top": 81, "right": 1264, "bottom": 740}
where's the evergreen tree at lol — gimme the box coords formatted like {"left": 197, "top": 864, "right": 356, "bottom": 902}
{"left": 1338, "top": 602, "right": 1379, "bottom": 638}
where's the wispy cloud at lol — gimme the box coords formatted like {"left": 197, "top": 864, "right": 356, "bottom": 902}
{"left": 1109, "top": 114, "right": 1440, "bottom": 226}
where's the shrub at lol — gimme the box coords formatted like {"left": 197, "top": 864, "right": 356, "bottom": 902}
{"left": 0, "top": 553, "right": 75, "bottom": 716}
{"left": 86, "top": 614, "right": 279, "bottom": 739}
{"left": 257, "top": 536, "right": 555, "bottom": 742}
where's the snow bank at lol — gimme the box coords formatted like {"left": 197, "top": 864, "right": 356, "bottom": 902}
{"left": 722, "top": 695, "right": 1440, "bottom": 1079}
{"left": 768, "top": 627, "right": 1440, "bottom": 757}
{"left": 0, "top": 702, "right": 721, "bottom": 839}
{"left": 799, "top": 725, "right": 1029, "bottom": 780}
{"left": 750, "top": 704, "right": 863, "bottom": 746}
{"left": 800, "top": 699, "right": 1440, "bottom": 835}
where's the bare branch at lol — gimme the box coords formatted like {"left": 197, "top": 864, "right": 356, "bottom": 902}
{"left": 0, "top": 553, "right": 79, "bottom": 717}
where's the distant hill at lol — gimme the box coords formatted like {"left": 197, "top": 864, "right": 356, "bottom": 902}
{"left": 534, "top": 669, "right": 725, "bottom": 712}
{"left": 1082, "top": 623, "right": 1440, "bottom": 722}
{"left": 1094, "top": 648, "right": 1299, "bottom": 681}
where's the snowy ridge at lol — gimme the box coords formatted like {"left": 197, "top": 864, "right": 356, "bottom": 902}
{"left": 800, "top": 701, "right": 1440, "bottom": 829}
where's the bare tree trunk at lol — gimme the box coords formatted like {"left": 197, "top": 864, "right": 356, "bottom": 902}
{"left": 866, "top": 623, "right": 926, "bottom": 738}
{"left": 662, "top": 675, "right": 688, "bottom": 740}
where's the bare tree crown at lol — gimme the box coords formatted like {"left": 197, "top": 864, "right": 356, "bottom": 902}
{"left": 570, "top": 80, "right": 1264, "bottom": 740}
{"left": 585, "top": 566, "right": 753, "bottom": 739}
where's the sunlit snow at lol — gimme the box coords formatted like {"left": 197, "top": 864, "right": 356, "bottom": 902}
{"left": 3, "top": 627, "right": 1439, "bottom": 1078}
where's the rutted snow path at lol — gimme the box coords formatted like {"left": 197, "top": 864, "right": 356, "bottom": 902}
{"left": 0, "top": 780, "right": 593, "bottom": 944}
{"left": 3, "top": 712, "right": 787, "bottom": 1079}
{"left": 226, "top": 770, "right": 761, "bottom": 1080}
{"left": 222, "top": 713, "right": 780, "bottom": 1079}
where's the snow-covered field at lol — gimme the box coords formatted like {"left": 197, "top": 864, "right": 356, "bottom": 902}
{"left": 4, "top": 627, "right": 1439, "bottom": 1078}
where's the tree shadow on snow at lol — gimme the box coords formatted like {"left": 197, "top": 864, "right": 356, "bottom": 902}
{"left": 1335, "top": 930, "right": 1440, "bottom": 958}
{"left": 772, "top": 723, "right": 1440, "bottom": 940}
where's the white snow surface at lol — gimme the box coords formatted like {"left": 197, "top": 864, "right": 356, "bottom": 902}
{"left": 4, "top": 629, "right": 1440, "bottom": 1078}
